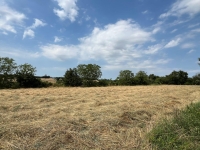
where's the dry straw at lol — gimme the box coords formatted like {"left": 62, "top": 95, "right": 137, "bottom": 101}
{"left": 0, "top": 85, "right": 199, "bottom": 149}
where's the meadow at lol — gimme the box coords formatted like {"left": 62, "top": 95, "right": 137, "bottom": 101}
{"left": 0, "top": 85, "right": 200, "bottom": 149}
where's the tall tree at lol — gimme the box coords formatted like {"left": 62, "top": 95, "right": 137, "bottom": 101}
{"left": 16, "top": 63, "right": 40, "bottom": 88}
{"left": 77, "top": 64, "right": 102, "bottom": 87}
{"left": 135, "top": 71, "right": 149, "bottom": 85}
{"left": 63, "top": 68, "right": 82, "bottom": 87}
{"left": 77, "top": 64, "right": 102, "bottom": 80}
{"left": 166, "top": 70, "right": 188, "bottom": 85}
{"left": 192, "top": 73, "right": 200, "bottom": 85}
{"left": 117, "top": 70, "right": 134, "bottom": 85}
{"left": 0, "top": 57, "right": 17, "bottom": 88}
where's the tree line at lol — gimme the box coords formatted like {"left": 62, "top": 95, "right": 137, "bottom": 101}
{"left": 0, "top": 57, "right": 52, "bottom": 89}
{"left": 0, "top": 56, "right": 200, "bottom": 89}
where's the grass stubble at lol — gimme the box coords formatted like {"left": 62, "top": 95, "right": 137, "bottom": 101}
{"left": 0, "top": 85, "right": 199, "bottom": 149}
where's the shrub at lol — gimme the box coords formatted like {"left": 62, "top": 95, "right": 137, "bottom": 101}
{"left": 97, "top": 79, "right": 109, "bottom": 86}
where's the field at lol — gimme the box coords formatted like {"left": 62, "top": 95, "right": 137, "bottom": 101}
{"left": 0, "top": 85, "right": 200, "bottom": 149}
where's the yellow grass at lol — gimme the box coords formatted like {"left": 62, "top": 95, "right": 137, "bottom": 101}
{"left": 40, "top": 78, "right": 56, "bottom": 84}
{"left": 0, "top": 85, "right": 199, "bottom": 149}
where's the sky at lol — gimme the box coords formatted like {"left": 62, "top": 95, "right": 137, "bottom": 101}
{"left": 0, "top": 0, "right": 200, "bottom": 78}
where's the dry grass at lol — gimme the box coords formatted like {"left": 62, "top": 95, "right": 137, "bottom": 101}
{"left": 40, "top": 78, "right": 56, "bottom": 84}
{"left": 0, "top": 85, "right": 199, "bottom": 150}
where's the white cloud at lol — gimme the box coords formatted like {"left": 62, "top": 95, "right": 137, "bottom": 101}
{"left": 142, "top": 10, "right": 148, "bottom": 14}
{"left": 103, "top": 59, "right": 171, "bottom": 71}
{"left": 144, "top": 44, "right": 163, "bottom": 54}
{"left": 188, "top": 49, "right": 195, "bottom": 54}
{"left": 54, "top": 36, "right": 63, "bottom": 43}
{"left": 23, "top": 29, "right": 34, "bottom": 39}
{"left": 41, "top": 19, "right": 154, "bottom": 64}
{"left": 0, "top": 2, "right": 26, "bottom": 34}
{"left": 192, "top": 28, "right": 200, "bottom": 33}
{"left": 41, "top": 44, "right": 78, "bottom": 61}
{"left": 181, "top": 43, "right": 195, "bottom": 49}
{"left": 151, "top": 21, "right": 164, "bottom": 34}
{"left": 152, "top": 27, "right": 161, "bottom": 34}
{"left": 85, "top": 15, "right": 90, "bottom": 21}
{"left": 23, "top": 19, "right": 46, "bottom": 39}
{"left": 188, "top": 23, "right": 200, "bottom": 28}
{"left": 0, "top": 48, "right": 40, "bottom": 58}
{"left": 164, "top": 38, "right": 181, "bottom": 48}
{"left": 54, "top": 0, "right": 78, "bottom": 22}
{"left": 2, "top": 31, "right": 8, "bottom": 35}
{"left": 171, "top": 29, "right": 177, "bottom": 33}
{"left": 160, "top": 0, "right": 200, "bottom": 19}
{"left": 30, "top": 19, "right": 46, "bottom": 29}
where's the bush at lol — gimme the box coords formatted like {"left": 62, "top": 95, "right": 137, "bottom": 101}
{"left": 63, "top": 68, "right": 82, "bottom": 87}
{"left": 97, "top": 79, "right": 109, "bottom": 86}
{"left": 82, "top": 80, "right": 98, "bottom": 87}
{"left": 135, "top": 71, "right": 150, "bottom": 85}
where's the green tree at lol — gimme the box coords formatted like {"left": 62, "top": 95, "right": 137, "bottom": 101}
{"left": 77, "top": 64, "right": 102, "bottom": 87}
{"left": 0, "top": 57, "right": 17, "bottom": 88}
{"left": 16, "top": 63, "right": 40, "bottom": 88}
{"left": 63, "top": 68, "right": 82, "bottom": 87}
{"left": 117, "top": 70, "right": 134, "bottom": 85}
{"left": 149, "top": 74, "right": 159, "bottom": 84}
{"left": 167, "top": 70, "right": 188, "bottom": 85}
{"left": 192, "top": 73, "right": 200, "bottom": 85}
{"left": 135, "top": 71, "right": 149, "bottom": 85}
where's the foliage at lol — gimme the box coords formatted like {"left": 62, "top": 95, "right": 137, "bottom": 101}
{"left": 97, "top": 79, "right": 109, "bottom": 86}
{"left": 154, "top": 77, "right": 168, "bottom": 85}
{"left": 41, "top": 75, "right": 51, "bottom": 78}
{"left": 149, "top": 74, "right": 159, "bottom": 84}
{"left": 149, "top": 102, "right": 200, "bottom": 149}
{"left": 77, "top": 64, "right": 102, "bottom": 80}
{"left": 77, "top": 64, "right": 102, "bottom": 87}
{"left": 134, "top": 71, "right": 149, "bottom": 85}
{"left": 185, "top": 77, "right": 193, "bottom": 85}
{"left": 192, "top": 73, "right": 200, "bottom": 85}
{"left": 63, "top": 68, "right": 82, "bottom": 87}
{"left": 117, "top": 70, "right": 135, "bottom": 85}
{"left": 166, "top": 70, "right": 188, "bottom": 85}
{"left": 53, "top": 77, "right": 64, "bottom": 87}
{"left": 0, "top": 57, "right": 17, "bottom": 88}
{"left": 16, "top": 63, "right": 51, "bottom": 88}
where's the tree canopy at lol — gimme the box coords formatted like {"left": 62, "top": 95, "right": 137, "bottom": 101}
{"left": 0, "top": 57, "right": 17, "bottom": 88}
{"left": 16, "top": 63, "right": 40, "bottom": 88}
{"left": 135, "top": 71, "right": 149, "bottom": 85}
{"left": 77, "top": 64, "right": 102, "bottom": 80}
{"left": 166, "top": 70, "right": 188, "bottom": 85}
{"left": 117, "top": 70, "right": 134, "bottom": 85}
{"left": 63, "top": 68, "right": 82, "bottom": 87}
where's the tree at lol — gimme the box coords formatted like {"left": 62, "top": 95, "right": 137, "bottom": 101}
{"left": 77, "top": 64, "right": 102, "bottom": 87}
{"left": 166, "top": 70, "right": 188, "bottom": 85}
{"left": 192, "top": 73, "right": 200, "bottom": 85}
{"left": 77, "top": 64, "right": 102, "bottom": 80}
{"left": 135, "top": 71, "right": 149, "bottom": 85}
{"left": 0, "top": 57, "right": 17, "bottom": 88}
{"left": 16, "top": 63, "right": 40, "bottom": 88}
{"left": 117, "top": 70, "right": 134, "bottom": 85}
{"left": 63, "top": 68, "right": 82, "bottom": 87}
{"left": 149, "top": 74, "right": 159, "bottom": 84}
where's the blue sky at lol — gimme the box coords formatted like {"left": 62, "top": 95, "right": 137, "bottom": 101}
{"left": 0, "top": 0, "right": 200, "bottom": 78}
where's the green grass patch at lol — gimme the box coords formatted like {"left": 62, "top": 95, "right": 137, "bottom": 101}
{"left": 149, "top": 102, "right": 200, "bottom": 150}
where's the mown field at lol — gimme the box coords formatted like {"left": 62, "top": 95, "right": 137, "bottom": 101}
{"left": 0, "top": 86, "right": 199, "bottom": 150}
